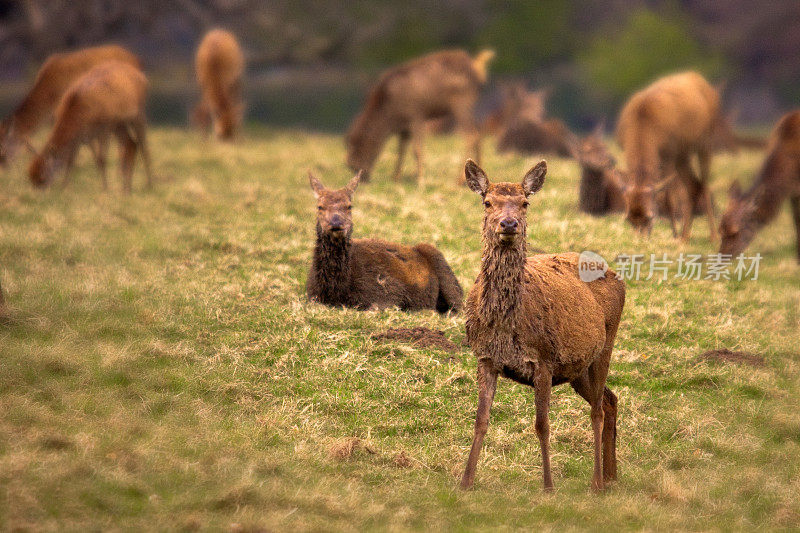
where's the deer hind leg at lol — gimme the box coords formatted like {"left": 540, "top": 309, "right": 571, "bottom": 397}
{"left": 410, "top": 122, "right": 425, "bottom": 183}
{"left": 675, "top": 155, "right": 700, "bottom": 241}
{"left": 90, "top": 133, "right": 110, "bottom": 191}
{"left": 115, "top": 126, "right": 137, "bottom": 194}
{"left": 534, "top": 364, "right": 554, "bottom": 491}
{"left": 392, "top": 131, "right": 410, "bottom": 182}
{"left": 460, "top": 360, "right": 498, "bottom": 490}
{"left": 571, "top": 359, "right": 611, "bottom": 491}
{"left": 697, "top": 149, "right": 718, "bottom": 241}
{"left": 601, "top": 386, "right": 618, "bottom": 482}
{"left": 791, "top": 195, "right": 800, "bottom": 263}
{"left": 132, "top": 117, "right": 154, "bottom": 189}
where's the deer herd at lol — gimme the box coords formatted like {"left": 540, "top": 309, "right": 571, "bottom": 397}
{"left": 2, "top": 31, "right": 800, "bottom": 494}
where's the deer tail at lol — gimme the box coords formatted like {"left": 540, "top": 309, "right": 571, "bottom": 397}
{"left": 471, "top": 49, "right": 496, "bottom": 84}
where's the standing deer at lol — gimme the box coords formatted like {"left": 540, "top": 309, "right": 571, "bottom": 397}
{"left": 307, "top": 171, "right": 463, "bottom": 312}
{"left": 719, "top": 110, "right": 800, "bottom": 261}
{"left": 345, "top": 49, "right": 494, "bottom": 182}
{"left": 616, "top": 71, "right": 723, "bottom": 239}
{"left": 193, "top": 29, "right": 245, "bottom": 141}
{"left": 460, "top": 159, "right": 625, "bottom": 492}
{"left": 0, "top": 45, "right": 140, "bottom": 166}
{"left": 28, "top": 61, "right": 152, "bottom": 192}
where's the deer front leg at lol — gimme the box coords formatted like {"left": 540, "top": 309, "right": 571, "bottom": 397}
{"left": 410, "top": 123, "right": 425, "bottom": 183}
{"left": 90, "top": 134, "right": 110, "bottom": 191}
{"left": 791, "top": 195, "right": 800, "bottom": 263}
{"left": 460, "top": 360, "right": 498, "bottom": 490}
{"left": 132, "top": 118, "right": 154, "bottom": 190}
{"left": 534, "top": 364, "right": 554, "bottom": 491}
{"left": 697, "top": 149, "right": 718, "bottom": 241}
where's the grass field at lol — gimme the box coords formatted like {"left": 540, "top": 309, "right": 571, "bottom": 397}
{"left": 1, "top": 127, "right": 799, "bottom": 531}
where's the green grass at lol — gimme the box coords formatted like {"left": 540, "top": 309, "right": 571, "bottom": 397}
{"left": 1, "top": 127, "right": 799, "bottom": 531}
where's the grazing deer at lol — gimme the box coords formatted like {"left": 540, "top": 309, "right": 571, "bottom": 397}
{"left": 307, "top": 171, "right": 463, "bottom": 312}
{"left": 719, "top": 110, "right": 800, "bottom": 261}
{"left": 28, "top": 61, "right": 152, "bottom": 192}
{"left": 0, "top": 45, "right": 140, "bottom": 167}
{"left": 616, "top": 71, "right": 723, "bottom": 239}
{"left": 460, "top": 159, "right": 625, "bottom": 492}
{"left": 193, "top": 29, "right": 245, "bottom": 141}
{"left": 345, "top": 49, "right": 494, "bottom": 182}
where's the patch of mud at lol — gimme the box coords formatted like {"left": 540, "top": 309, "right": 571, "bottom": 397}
{"left": 699, "top": 349, "right": 765, "bottom": 367}
{"left": 372, "top": 327, "right": 459, "bottom": 353}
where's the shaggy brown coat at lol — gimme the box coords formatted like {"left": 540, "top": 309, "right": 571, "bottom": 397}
{"left": 28, "top": 61, "right": 152, "bottom": 192}
{"left": 345, "top": 49, "right": 494, "bottom": 182}
{"left": 460, "top": 159, "right": 625, "bottom": 492}
{"left": 616, "top": 71, "right": 721, "bottom": 238}
{"left": 0, "top": 45, "right": 140, "bottom": 166}
{"left": 306, "top": 172, "right": 463, "bottom": 312}
{"left": 194, "top": 29, "right": 245, "bottom": 141}
{"left": 719, "top": 110, "right": 800, "bottom": 260}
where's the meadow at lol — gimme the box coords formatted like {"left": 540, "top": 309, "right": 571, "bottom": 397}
{"left": 1, "top": 127, "right": 799, "bottom": 531}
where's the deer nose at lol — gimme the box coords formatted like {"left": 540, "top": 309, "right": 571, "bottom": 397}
{"left": 499, "top": 218, "right": 518, "bottom": 233}
{"left": 329, "top": 214, "right": 345, "bottom": 230}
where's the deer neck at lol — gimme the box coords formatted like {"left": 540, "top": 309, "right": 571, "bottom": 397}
{"left": 312, "top": 227, "right": 353, "bottom": 304}
{"left": 476, "top": 227, "right": 528, "bottom": 326}
{"left": 745, "top": 153, "right": 795, "bottom": 229}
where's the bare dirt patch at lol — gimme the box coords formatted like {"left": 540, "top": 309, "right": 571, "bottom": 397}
{"left": 372, "top": 327, "right": 459, "bottom": 353}
{"left": 699, "top": 349, "right": 765, "bottom": 367}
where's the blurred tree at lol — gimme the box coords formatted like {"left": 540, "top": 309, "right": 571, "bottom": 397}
{"left": 579, "top": 7, "right": 726, "bottom": 104}
{"left": 478, "top": 0, "right": 573, "bottom": 73}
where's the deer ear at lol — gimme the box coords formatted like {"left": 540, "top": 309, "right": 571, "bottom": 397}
{"left": 344, "top": 170, "right": 362, "bottom": 197}
{"left": 521, "top": 160, "right": 547, "bottom": 196}
{"left": 308, "top": 171, "right": 326, "bottom": 198}
{"left": 464, "top": 159, "right": 489, "bottom": 195}
{"left": 729, "top": 181, "right": 742, "bottom": 200}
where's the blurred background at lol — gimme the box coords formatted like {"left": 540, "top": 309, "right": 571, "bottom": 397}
{"left": 0, "top": 0, "right": 797, "bottom": 131}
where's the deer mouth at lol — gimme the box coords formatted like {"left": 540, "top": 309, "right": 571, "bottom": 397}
{"left": 497, "top": 231, "right": 518, "bottom": 243}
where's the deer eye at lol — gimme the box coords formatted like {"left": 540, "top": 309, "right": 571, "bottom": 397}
{"left": 522, "top": 201, "right": 529, "bottom": 208}
{"left": 484, "top": 201, "right": 491, "bottom": 208}
{"left": 346, "top": 205, "right": 352, "bottom": 210}
{"left": 317, "top": 206, "right": 323, "bottom": 211}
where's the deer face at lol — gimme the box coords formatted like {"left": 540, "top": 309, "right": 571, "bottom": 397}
{"left": 623, "top": 186, "right": 655, "bottom": 236}
{"left": 27, "top": 150, "right": 61, "bottom": 188}
{"left": 576, "top": 133, "right": 615, "bottom": 173}
{"left": 0, "top": 121, "right": 16, "bottom": 167}
{"left": 309, "top": 171, "right": 362, "bottom": 240}
{"left": 345, "top": 130, "right": 380, "bottom": 181}
{"left": 719, "top": 182, "right": 756, "bottom": 257}
{"left": 464, "top": 159, "right": 547, "bottom": 246}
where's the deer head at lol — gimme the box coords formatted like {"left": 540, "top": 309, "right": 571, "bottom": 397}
{"left": 719, "top": 181, "right": 757, "bottom": 257}
{"left": 464, "top": 159, "right": 547, "bottom": 246}
{"left": 27, "top": 145, "right": 61, "bottom": 188}
{"left": 309, "top": 170, "right": 362, "bottom": 240}
{"left": 620, "top": 173, "right": 675, "bottom": 236}
{"left": 573, "top": 121, "right": 616, "bottom": 172}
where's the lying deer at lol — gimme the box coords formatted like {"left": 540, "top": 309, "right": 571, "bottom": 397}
{"left": 345, "top": 49, "right": 494, "bottom": 182}
{"left": 616, "top": 71, "right": 722, "bottom": 239}
{"left": 28, "top": 61, "right": 153, "bottom": 192}
{"left": 719, "top": 110, "right": 800, "bottom": 261}
{"left": 0, "top": 45, "right": 140, "bottom": 167}
{"left": 307, "top": 171, "right": 463, "bottom": 312}
{"left": 460, "top": 159, "right": 625, "bottom": 492}
{"left": 193, "top": 29, "right": 245, "bottom": 141}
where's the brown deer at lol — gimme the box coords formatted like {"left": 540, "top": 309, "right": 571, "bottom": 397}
{"left": 616, "top": 71, "right": 723, "bottom": 239}
{"left": 193, "top": 29, "right": 245, "bottom": 141}
{"left": 28, "top": 61, "right": 152, "bottom": 192}
{"left": 0, "top": 45, "right": 140, "bottom": 166}
{"left": 483, "top": 82, "right": 549, "bottom": 136}
{"left": 719, "top": 110, "right": 800, "bottom": 261}
{"left": 345, "top": 49, "right": 495, "bottom": 182}
{"left": 307, "top": 171, "right": 463, "bottom": 312}
{"left": 460, "top": 159, "right": 625, "bottom": 492}
{"left": 574, "top": 123, "right": 628, "bottom": 215}
{"left": 492, "top": 84, "right": 577, "bottom": 157}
